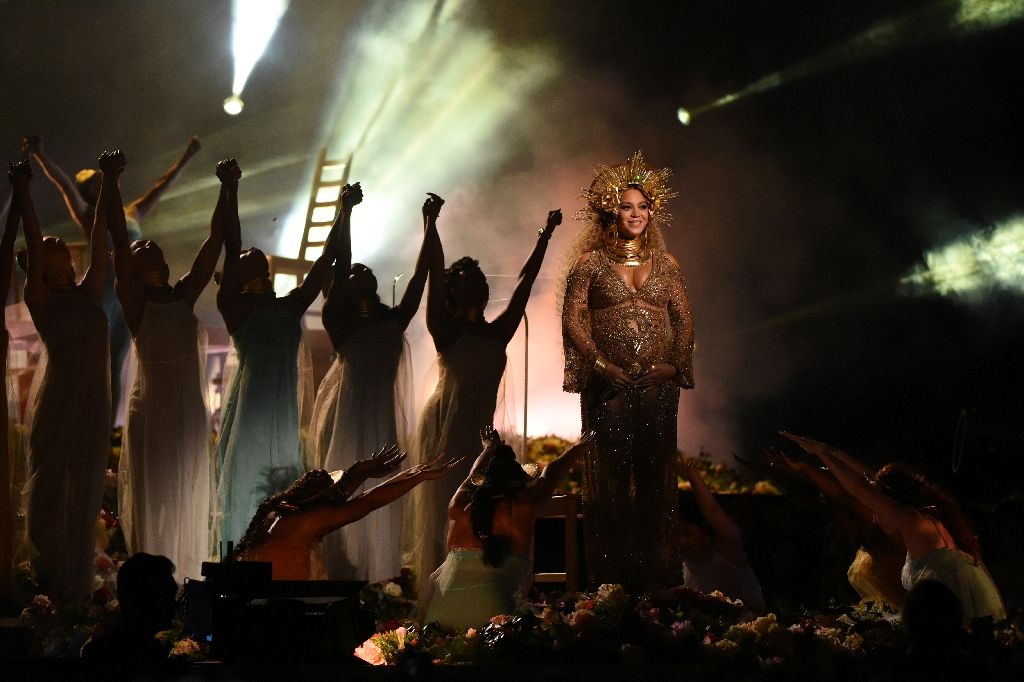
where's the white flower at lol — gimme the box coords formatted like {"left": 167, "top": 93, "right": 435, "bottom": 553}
{"left": 383, "top": 582, "right": 403, "bottom": 597}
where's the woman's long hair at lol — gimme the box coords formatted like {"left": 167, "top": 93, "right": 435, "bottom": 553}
{"left": 469, "top": 443, "right": 531, "bottom": 567}
{"left": 235, "top": 469, "right": 339, "bottom": 555}
{"left": 874, "top": 462, "right": 982, "bottom": 561}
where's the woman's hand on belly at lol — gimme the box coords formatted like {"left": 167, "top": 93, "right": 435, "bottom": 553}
{"left": 634, "top": 363, "right": 677, "bottom": 387}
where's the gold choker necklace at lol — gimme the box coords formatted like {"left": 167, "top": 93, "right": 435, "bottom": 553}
{"left": 603, "top": 230, "right": 650, "bottom": 267}
{"left": 141, "top": 271, "right": 170, "bottom": 289}
{"left": 358, "top": 298, "right": 374, "bottom": 318}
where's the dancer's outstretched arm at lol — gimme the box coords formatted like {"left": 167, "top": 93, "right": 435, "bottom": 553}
{"left": 10, "top": 162, "right": 46, "bottom": 305}
{"left": 1, "top": 173, "right": 21, "bottom": 309}
{"left": 321, "top": 182, "right": 361, "bottom": 322}
{"left": 782, "top": 433, "right": 914, "bottom": 532}
{"left": 282, "top": 189, "right": 348, "bottom": 316}
{"left": 306, "top": 453, "right": 465, "bottom": 537}
{"left": 216, "top": 161, "right": 244, "bottom": 332}
{"left": 393, "top": 193, "right": 440, "bottom": 330}
{"left": 764, "top": 446, "right": 875, "bottom": 525}
{"left": 329, "top": 444, "right": 406, "bottom": 501}
{"left": 449, "top": 426, "right": 501, "bottom": 513}
{"left": 126, "top": 135, "right": 200, "bottom": 221}
{"left": 491, "top": 209, "right": 561, "bottom": 344}
{"left": 423, "top": 193, "right": 457, "bottom": 351}
{"left": 84, "top": 152, "right": 121, "bottom": 305}
{"left": 679, "top": 457, "right": 745, "bottom": 563}
{"left": 177, "top": 159, "right": 236, "bottom": 308}
{"left": 22, "top": 135, "right": 93, "bottom": 234}
{"left": 530, "top": 431, "right": 596, "bottom": 501}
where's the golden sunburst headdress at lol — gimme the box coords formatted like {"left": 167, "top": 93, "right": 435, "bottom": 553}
{"left": 576, "top": 150, "right": 677, "bottom": 228}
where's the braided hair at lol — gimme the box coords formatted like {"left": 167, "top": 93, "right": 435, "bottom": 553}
{"left": 469, "top": 443, "right": 531, "bottom": 567}
{"left": 234, "top": 469, "right": 339, "bottom": 556}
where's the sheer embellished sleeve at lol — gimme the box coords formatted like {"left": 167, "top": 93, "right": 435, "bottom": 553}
{"left": 561, "top": 254, "right": 599, "bottom": 393}
{"left": 664, "top": 255, "right": 695, "bottom": 389}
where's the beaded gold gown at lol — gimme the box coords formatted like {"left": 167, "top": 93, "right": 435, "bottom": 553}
{"left": 562, "top": 249, "right": 694, "bottom": 591}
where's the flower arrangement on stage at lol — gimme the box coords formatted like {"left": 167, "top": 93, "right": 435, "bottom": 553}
{"left": 354, "top": 584, "right": 1023, "bottom": 674}
{"left": 359, "top": 568, "right": 419, "bottom": 630}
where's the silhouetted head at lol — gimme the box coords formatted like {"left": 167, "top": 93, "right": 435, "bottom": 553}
{"left": 348, "top": 262, "right": 379, "bottom": 299}
{"left": 116, "top": 552, "right": 178, "bottom": 632}
{"left": 444, "top": 256, "right": 488, "bottom": 314}
{"left": 21, "top": 236, "right": 78, "bottom": 290}
{"left": 901, "top": 579, "right": 963, "bottom": 650}
{"left": 75, "top": 168, "right": 101, "bottom": 206}
{"left": 238, "top": 247, "right": 273, "bottom": 293}
{"left": 469, "top": 443, "right": 532, "bottom": 566}
{"left": 129, "top": 239, "right": 170, "bottom": 287}
{"left": 677, "top": 494, "right": 715, "bottom": 557}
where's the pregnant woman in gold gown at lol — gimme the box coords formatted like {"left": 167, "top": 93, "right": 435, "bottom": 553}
{"left": 562, "top": 151, "right": 695, "bottom": 591}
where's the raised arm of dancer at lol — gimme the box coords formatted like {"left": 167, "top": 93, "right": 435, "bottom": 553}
{"left": 329, "top": 444, "right": 406, "bottom": 501}
{"left": 22, "top": 135, "right": 93, "bottom": 234}
{"left": 448, "top": 426, "right": 502, "bottom": 512}
{"left": 393, "top": 193, "right": 440, "bottom": 330}
{"left": 491, "top": 209, "right": 561, "bottom": 344}
{"left": 781, "top": 433, "right": 916, "bottom": 533}
{"left": 764, "top": 446, "right": 875, "bottom": 525}
{"left": 306, "top": 452, "right": 464, "bottom": 538}
{"left": 125, "top": 135, "right": 200, "bottom": 221}
{"left": 321, "top": 182, "right": 361, "bottom": 321}
{"left": 176, "top": 159, "right": 236, "bottom": 308}
{"left": 84, "top": 152, "right": 121, "bottom": 306}
{"left": 1, "top": 177, "right": 20, "bottom": 307}
{"left": 282, "top": 189, "right": 349, "bottom": 316}
{"left": 679, "top": 456, "right": 746, "bottom": 563}
{"left": 423, "top": 193, "right": 458, "bottom": 351}
{"left": 12, "top": 161, "right": 47, "bottom": 305}
{"left": 216, "top": 163, "right": 244, "bottom": 332}
{"left": 530, "top": 430, "right": 596, "bottom": 502}
{"left": 107, "top": 157, "right": 144, "bottom": 335}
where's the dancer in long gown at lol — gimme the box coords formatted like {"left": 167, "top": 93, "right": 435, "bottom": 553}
{"left": 1, "top": 181, "right": 17, "bottom": 594}
{"left": 236, "top": 445, "right": 464, "bottom": 580}
{"left": 23, "top": 135, "right": 201, "bottom": 423}
{"left": 15, "top": 153, "right": 118, "bottom": 600}
{"left": 112, "top": 158, "right": 235, "bottom": 580}
{"left": 308, "top": 185, "right": 436, "bottom": 581}
{"left": 782, "top": 432, "right": 1006, "bottom": 623}
{"left": 407, "top": 199, "right": 561, "bottom": 595}
{"left": 216, "top": 164, "right": 340, "bottom": 547}
{"left": 561, "top": 151, "right": 694, "bottom": 591}
{"left": 426, "top": 428, "right": 594, "bottom": 630}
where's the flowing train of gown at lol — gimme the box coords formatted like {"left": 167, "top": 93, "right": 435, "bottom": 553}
{"left": 562, "top": 249, "right": 694, "bottom": 591}
{"left": 26, "top": 290, "right": 110, "bottom": 600}
{"left": 308, "top": 316, "right": 411, "bottom": 581}
{"left": 119, "top": 300, "right": 211, "bottom": 580}
{"left": 217, "top": 307, "right": 304, "bottom": 547}
{"left": 406, "top": 333, "right": 506, "bottom": 596}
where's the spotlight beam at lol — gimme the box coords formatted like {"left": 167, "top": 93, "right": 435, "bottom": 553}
{"left": 678, "top": 0, "right": 1024, "bottom": 124}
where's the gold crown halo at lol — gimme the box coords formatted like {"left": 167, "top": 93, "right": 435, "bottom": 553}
{"left": 576, "top": 150, "right": 677, "bottom": 227}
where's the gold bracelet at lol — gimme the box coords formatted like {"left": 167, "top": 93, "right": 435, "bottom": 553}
{"left": 594, "top": 356, "right": 608, "bottom": 372}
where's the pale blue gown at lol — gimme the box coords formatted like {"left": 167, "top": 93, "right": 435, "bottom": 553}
{"left": 217, "top": 307, "right": 304, "bottom": 547}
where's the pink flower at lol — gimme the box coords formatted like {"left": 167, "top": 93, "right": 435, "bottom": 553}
{"left": 569, "top": 608, "right": 599, "bottom": 635}
{"left": 354, "top": 637, "right": 386, "bottom": 665}
{"left": 395, "top": 626, "right": 408, "bottom": 650}
{"left": 671, "top": 620, "right": 693, "bottom": 637}
{"left": 489, "top": 614, "right": 513, "bottom": 626}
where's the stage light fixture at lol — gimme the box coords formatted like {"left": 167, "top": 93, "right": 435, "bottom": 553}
{"left": 223, "top": 95, "right": 244, "bottom": 116}
{"left": 676, "top": 107, "right": 691, "bottom": 126}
